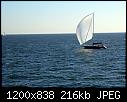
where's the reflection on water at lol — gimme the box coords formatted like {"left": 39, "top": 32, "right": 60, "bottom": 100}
{"left": 78, "top": 48, "right": 93, "bottom": 53}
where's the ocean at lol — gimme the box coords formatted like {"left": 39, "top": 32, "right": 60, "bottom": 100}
{"left": 2, "top": 33, "right": 126, "bottom": 88}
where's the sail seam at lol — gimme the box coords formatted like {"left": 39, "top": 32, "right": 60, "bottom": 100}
{"left": 84, "top": 16, "right": 93, "bottom": 44}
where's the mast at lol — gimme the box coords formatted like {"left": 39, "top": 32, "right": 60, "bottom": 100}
{"left": 84, "top": 13, "right": 94, "bottom": 45}
{"left": 84, "top": 16, "right": 93, "bottom": 45}
{"left": 4, "top": 32, "right": 5, "bottom": 36}
{"left": 93, "top": 12, "right": 94, "bottom": 35}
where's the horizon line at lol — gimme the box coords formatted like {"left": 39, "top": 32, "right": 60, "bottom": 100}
{"left": 1, "top": 32, "right": 126, "bottom": 35}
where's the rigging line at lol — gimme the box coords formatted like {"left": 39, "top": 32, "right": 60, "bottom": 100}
{"left": 93, "top": 13, "right": 94, "bottom": 36}
{"left": 84, "top": 14, "right": 93, "bottom": 45}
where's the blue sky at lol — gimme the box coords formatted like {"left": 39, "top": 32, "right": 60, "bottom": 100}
{"left": 1, "top": 1, "right": 126, "bottom": 34}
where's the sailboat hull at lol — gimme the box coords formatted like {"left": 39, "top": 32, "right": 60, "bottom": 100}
{"left": 83, "top": 45, "right": 107, "bottom": 49}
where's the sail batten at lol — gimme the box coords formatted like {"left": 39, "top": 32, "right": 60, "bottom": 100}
{"left": 76, "top": 13, "right": 94, "bottom": 45}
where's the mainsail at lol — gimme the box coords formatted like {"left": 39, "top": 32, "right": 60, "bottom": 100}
{"left": 76, "top": 13, "right": 94, "bottom": 45}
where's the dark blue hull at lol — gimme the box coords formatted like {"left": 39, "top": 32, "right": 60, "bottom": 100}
{"left": 84, "top": 45, "right": 107, "bottom": 49}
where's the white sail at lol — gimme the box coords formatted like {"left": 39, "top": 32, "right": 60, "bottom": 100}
{"left": 76, "top": 13, "right": 94, "bottom": 45}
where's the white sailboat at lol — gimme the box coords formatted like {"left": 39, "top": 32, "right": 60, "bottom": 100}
{"left": 76, "top": 13, "right": 106, "bottom": 49}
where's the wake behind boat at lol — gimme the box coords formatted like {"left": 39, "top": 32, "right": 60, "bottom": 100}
{"left": 76, "top": 13, "right": 107, "bottom": 49}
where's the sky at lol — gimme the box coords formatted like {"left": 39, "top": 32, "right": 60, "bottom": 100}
{"left": 1, "top": 1, "right": 126, "bottom": 34}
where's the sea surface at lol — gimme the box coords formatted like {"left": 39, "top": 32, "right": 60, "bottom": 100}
{"left": 2, "top": 33, "right": 126, "bottom": 88}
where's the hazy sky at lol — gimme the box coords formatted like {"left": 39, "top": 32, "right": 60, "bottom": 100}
{"left": 1, "top": 1, "right": 126, "bottom": 34}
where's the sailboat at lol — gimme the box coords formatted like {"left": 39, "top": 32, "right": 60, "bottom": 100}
{"left": 76, "top": 13, "right": 107, "bottom": 49}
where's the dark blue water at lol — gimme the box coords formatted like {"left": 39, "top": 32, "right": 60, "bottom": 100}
{"left": 2, "top": 33, "right": 126, "bottom": 87}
